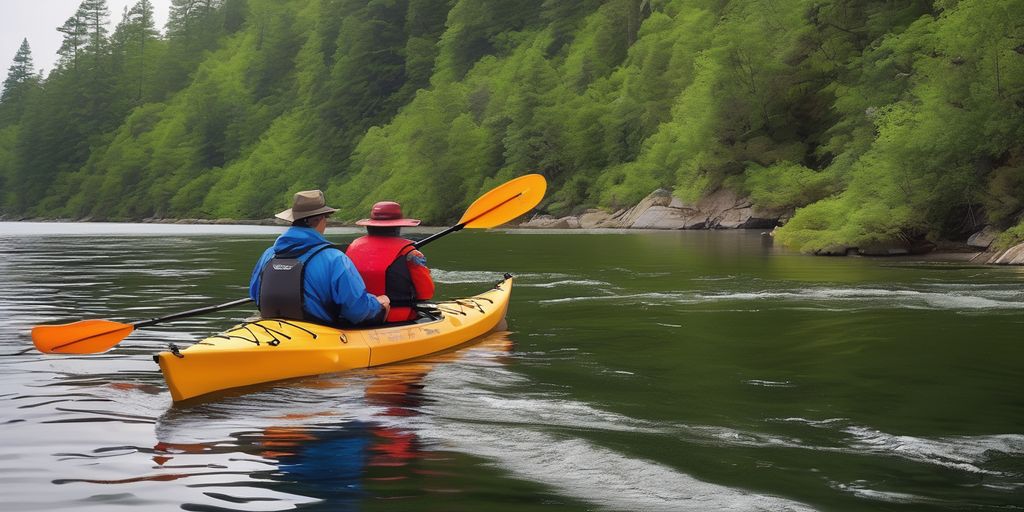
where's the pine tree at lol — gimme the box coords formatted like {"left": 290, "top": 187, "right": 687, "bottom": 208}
{"left": 57, "top": 13, "right": 86, "bottom": 71}
{"left": 80, "top": 0, "right": 111, "bottom": 71}
{"left": 167, "top": 0, "right": 220, "bottom": 39}
{"left": 157, "top": 0, "right": 224, "bottom": 96}
{"left": 1, "top": 39, "right": 35, "bottom": 103}
{"left": 113, "top": 0, "right": 160, "bottom": 101}
{"left": 0, "top": 38, "right": 37, "bottom": 124}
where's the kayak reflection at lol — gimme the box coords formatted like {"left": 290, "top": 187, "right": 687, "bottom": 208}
{"left": 152, "top": 331, "right": 513, "bottom": 510}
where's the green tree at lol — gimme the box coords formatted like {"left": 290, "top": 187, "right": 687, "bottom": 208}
{"left": 56, "top": 12, "right": 87, "bottom": 72}
{"left": 777, "top": 0, "right": 1024, "bottom": 252}
{"left": 0, "top": 39, "right": 38, "bottom": 124}
{"left": 434, "top": 0, "right": 543, "bottom": 83}
{"left": 156, "top": 0, "right": 228, "bottom": 97}
{"left": 114, "top": 0, "right": 161, "bottom": 102}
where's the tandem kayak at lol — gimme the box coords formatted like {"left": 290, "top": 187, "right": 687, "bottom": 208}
{"left": 155, "top": 275, "right": 513, "bottom": 401}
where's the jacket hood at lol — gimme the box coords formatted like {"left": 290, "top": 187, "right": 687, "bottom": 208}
{"left": 272, "top": 226, "right": 329, "bottom": 255}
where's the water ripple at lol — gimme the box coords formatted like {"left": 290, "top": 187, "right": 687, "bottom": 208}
{"left": 538, "top": 286, "right": 1024, "bottom": 311}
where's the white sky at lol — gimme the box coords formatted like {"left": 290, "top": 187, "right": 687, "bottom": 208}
{"left": 1, "top": 0, "right": 173, "bottom": 76}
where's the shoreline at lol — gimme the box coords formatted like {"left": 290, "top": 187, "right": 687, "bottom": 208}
{"left": 3, "top": 216, "right": 1014, "bottom": 265}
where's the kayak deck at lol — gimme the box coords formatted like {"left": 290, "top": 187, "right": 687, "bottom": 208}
{"left": 156, "top": 277, "right": 512, "bottom": 401}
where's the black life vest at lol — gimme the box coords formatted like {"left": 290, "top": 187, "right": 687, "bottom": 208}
{"left": 257, "top": 243, "right": 336, "bottom": 321}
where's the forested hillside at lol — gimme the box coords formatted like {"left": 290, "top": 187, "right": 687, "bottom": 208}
{"left": 1, "top": 0, "right": 1022, "bottom": 252}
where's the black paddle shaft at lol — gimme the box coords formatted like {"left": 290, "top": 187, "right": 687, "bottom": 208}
{"left": 412, "top": 191, "right": 526, "bottom": 249}
{"left": 133, "top": 297, "right": 254, "bottom": 329}
{"left": 413, "top": 224, "right": 464, "bottom": 249}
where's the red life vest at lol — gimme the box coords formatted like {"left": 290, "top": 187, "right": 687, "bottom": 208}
{"left": 346, "top": 235, "right": 417, "bottom": 322}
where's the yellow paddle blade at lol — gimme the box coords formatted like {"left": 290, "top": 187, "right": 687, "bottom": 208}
{"left": 458, "top": 174, "right": 547, "bottom": 228}
{"left": 32, "top": 319, "right": 135, "bottom": 354}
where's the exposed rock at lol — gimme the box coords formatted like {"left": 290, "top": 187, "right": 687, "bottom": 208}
{"left": 629, "top": 205, "right": 708, "bottom": 229}
{"left": 695, "top": 189, "right": 746, "bottom": 228}
{"left": 519, "top": 215, "right": 579, "bottom": 229}
{"left": 615, "top": 188, "right": 784, "bottom": 230}
{"left": 519, "top": 188, "right": 785, "bottom": 231}
{"left": 967, "top": 226, "right": 999, "bottom": 249}
{"left": 519, "top": 214, "right": 556, "bottom": 228}
{"left": 615, "top": 189, "right": 675, "bottom": 228}
{"left": 988, "top": 242, "right": 1024, "bottom": 265}
{"left": 578, "top": 209, "right": 613, "bottom": 228}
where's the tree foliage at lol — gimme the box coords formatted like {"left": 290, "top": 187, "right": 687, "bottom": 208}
{"left": 0, "top": 0, "right": 1021, "bottom": 251}
{"left": 0, "top": 39, "right": 37, "bottom": 124}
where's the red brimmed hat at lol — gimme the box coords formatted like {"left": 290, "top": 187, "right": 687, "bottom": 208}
{"left": 356, "top": 201, "right": 421, "bottom": 227}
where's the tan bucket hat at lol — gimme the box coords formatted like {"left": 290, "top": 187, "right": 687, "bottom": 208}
{"left": 275, "top": 190, "right": 339, "bottom": 222}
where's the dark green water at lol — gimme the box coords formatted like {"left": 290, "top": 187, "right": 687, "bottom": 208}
{"left": 1, "top": 222, "right": 1022, "bottom": 511}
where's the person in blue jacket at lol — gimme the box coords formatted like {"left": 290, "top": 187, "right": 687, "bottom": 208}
{"left": 250, "top": 190, "right": 390, "bottom": 325}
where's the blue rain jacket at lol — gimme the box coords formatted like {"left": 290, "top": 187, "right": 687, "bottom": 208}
{"left": 249, "top": 227, "right": 383, "bottom": 325}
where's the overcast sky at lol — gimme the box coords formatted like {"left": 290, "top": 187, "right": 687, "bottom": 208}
{"left": 2, "top": 0, "right": 173, "bottom": 76}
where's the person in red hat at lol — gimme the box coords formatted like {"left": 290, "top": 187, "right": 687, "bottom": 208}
{"left": 346, "top": 201, "right": 435, "bottom": 323}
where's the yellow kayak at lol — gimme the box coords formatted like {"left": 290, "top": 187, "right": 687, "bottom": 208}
{"left": 156, "top": 276, "right": 513, "bottom": 401}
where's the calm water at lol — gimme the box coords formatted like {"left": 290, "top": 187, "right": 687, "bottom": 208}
{"left": 1, "top": 222, "right": 1022, "bottom": 511}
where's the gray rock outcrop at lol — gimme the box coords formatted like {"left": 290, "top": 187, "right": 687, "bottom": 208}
{"left": 967, "top": 226, "right": 999, "bottom": 249}
{"left": 520, "top": 188, "right": 785, "bottom": 230}
{"left": 586, "top": 188, "right": 785, "bottom": 230}
{"left": 519, "top": 215, "right": 581, "bottom": 229}
{"left": 578, "top": 209, "right": 615, "bottom": 228}
{"left": 988, "top": 242, "right": 1024, "bottom": 265}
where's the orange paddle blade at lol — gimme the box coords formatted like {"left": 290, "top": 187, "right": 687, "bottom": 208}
{"left": 458, "top": 174, "right": 547, "bottom": 229}
{"left": 32, "top": 319, "right": 135, "bottom": 354}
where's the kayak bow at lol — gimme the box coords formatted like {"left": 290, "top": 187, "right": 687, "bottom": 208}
{"left": 156, "top": 276, "right": 512, "bottom": 401}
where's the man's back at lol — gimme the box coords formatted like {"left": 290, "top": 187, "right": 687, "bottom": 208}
{"left": 250, "top": 226, "right": 382, "bottom": 325}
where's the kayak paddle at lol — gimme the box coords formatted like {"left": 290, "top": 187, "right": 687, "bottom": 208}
{"left": 413, "top": 173, "right": 547, "bottom": 248}
{"left": 32, "top": 298, "right": 253, "bottom": 354}
{"left": 31, "top": 174, "right": 546, "bottom": 354}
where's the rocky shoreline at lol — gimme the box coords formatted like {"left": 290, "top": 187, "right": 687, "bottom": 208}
{"left": 520, "top": 188, "right": 783, "bottom": 230}
{"left": 4, "top": 189, "right": 1022, "bottom": 265}
{"left": 518, "top": 189, "right": 1024, "bottom": 265}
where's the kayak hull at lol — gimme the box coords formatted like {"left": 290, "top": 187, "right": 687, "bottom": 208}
{"left": 157, "top": 277, "right": 512, "bottom": 401}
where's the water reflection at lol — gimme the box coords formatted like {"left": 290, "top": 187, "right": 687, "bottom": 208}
{"left": 150, "top": 333, "right": 513, "bottom": 511}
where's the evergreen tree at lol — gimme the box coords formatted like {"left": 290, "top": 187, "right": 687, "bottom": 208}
{"left": 157, "top": 0, "right": 226, "bottom": 96}
{"left": 56, "top": 12, "right": 87, "bottom": 72}
{"left": 316, "top": 0, "right": 413, "bottom": 158}
{"left": 0, "top": 39, "right": 37, "bottom": 123}
{"left": 112, "top": 0, "right": 161, "bottom": 102}
{"left": 81, "top": 0, "right": 111, "bottom": 59}
{"left": 167, "top": 0, "right": 222, "bottom": 42}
